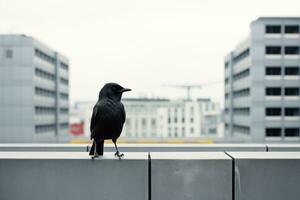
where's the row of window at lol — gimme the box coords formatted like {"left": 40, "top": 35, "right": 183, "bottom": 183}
{"left": 35, "top": 87, "right": 56, "bottom": 98}
{"left": 266, "top": 66, "right": 299, "bottom": 75}
{"left": 168, "top": 117, "right": 194, "bottom": 123}
{"left": 233, "top": 68, "right": 250, "bottom": 81}
{"left": 35, "top": 49, "right": 56, "bottom": 66}
{"left": 266, "top": 87, "right": 299, "bottom": 96}
{"left": 233, "top": 88, "right": 250, "bottom": 98}
{"left": 233, "top": 48, "right": 250, "bottom": 64}
{"left": 60, "top": 122, "right": 69, "bottom": 129}
{"left": 35, "top": 68, "right": 56, "bottom": 82}
{"left": 35, "top": 124, "right": 56, "bottom": 134}
{"left": 60, "top": 62, "right": 69, "bottom": 70}
{"left": 60, "top": 92, "right": 69, "bottom": 100}
{"left": 266, "top": 128, "right": 300, "bottom": 137}
{"left": 266, "top": 46, "right": 299, "bottom": 55}
{"left": 60, "top": 77, "right": 69, "bottom": 85}
{"left": 233, "top": 125, "right": 250, "bottom": 135}
{"left": 35, "top": 106, "right": 55, "bottom": 115}
{"left": 266, "top": 25, "right": 299, "bottom": 34}
{"left": 233, "top": 107, "right": 250, "bottom": 115}
{"left": 60, "top": 108, "right": 69, "bottom": 114}
{"left": 266, "top": 107, "right": 299, "bottom": 116}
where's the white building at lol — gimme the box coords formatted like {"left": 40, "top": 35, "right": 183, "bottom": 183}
{"left": 0, "top": 34, "right": 69, "bottom": 142}
{"left": 74, "top": 98, "right": 223, "bottom": 139}
{"left": 224, "top": 17, "right": 300, "bottom": 142}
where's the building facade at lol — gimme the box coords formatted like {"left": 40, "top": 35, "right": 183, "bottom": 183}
{"left": 73, "top": 98, "right": 223, "bottom": 139}
{"left": 0, "top": 34, "right": 70, "bottom": 142}
{"left": 224, "top": 17, "right": 300, "bottom": 142}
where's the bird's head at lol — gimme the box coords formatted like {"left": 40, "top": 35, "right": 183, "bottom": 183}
{"left": 98, "top": 83, "right": 131, "bottom": 101}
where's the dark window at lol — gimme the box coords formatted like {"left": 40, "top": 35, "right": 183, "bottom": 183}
{"left": 266, "top": 67, "right": 281, "bottom": 75}
{"left": 5, "top": 49, "right": 13, "bottom": 58}
{"left": 285, "top": 128, "right": 300, "bottom": 137}
{"left": 266, "top": 46, "right": 281, "bottom": 54}
{"left": 266, "top": 25, "right": 281, "bottom": 34}
{"left": 233, "top": 49, "right": 250, "bottom": 64}
{"left": 190, "top": 118, "right": 194, "bottom": 123}
{"left": 285, "top": 88, "right": 299, "bottom": 96}
{"left": 182, "top": 117, "right": 185, "bottom": 123}
{"left": 266, "top": 108, "right": 281, "bottom": 116}
{"left": 233, "top": 107, "right": 250, "bottom": 115}
{"left": 266, "top": 88, "right": 281, "bottom": 96}
{"left": 285, "top": 25, "right": 299, "bottom": 34}
{"left": 285, "top": 108, "right": 299, "bottom": 116}
{"left": 233, "top": 69, "right": 250, "bottom": 81}
{"left": 266, "top": 128, "right": 281, "bottom": 137}
{"left": 168, "top": 118, "right": 171, "bottom": 123}
{"left": 233, "top": 88, "right": 250, "bottom": 98}
{"left": 233, "top": 125, "right": 250, "bottom": 135}
{"left": 285, "top": 46, "right": 299, "bottom": 55}
{"left": 285, "top": 67, "right": 299, "bottom": 75}
{"left": 174, "top": 117, "right": 177, "bottom": 123}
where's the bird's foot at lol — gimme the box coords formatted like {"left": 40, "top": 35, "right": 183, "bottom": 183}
{"left": 114, "top": 151, "right": 124, "bottom": 159}
{"left": 91, "top": 154, "right": 100, "bottom": 160}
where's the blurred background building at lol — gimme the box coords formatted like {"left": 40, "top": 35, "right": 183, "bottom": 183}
{"left": 0, "top": 34, "right": 69, "bottom": 142}
{"left": 224, "top": 17, "right": 300, "bottom": 142}
{"left": 70, "top": 98, "right": 223, "bottom": 142}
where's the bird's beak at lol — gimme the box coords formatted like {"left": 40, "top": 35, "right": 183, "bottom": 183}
{"left": 119, "top": 88, "right": 131, "bottom": 93}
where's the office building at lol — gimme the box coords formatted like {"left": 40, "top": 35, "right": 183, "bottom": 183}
{"left": 224, "top": 17, "right": 300, "bottom": 142}
{"left": 74, "top": 98, "right": 223, "bottom": 139}
{"left": 0, "top": 34, "right": 70, "bottom": 142}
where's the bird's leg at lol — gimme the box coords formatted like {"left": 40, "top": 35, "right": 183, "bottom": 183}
{"left": 113, "top": 140, "right": 124, "bottom": 158}
{"left": 92, "top": 140, "right": 99, "bottom": 159}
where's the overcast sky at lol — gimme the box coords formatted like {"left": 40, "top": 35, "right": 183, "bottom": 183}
{"left": 1, "top": 0, "right": 299, "bottom": 106}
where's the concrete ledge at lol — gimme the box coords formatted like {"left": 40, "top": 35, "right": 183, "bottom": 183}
{"left": 227, "top": 152, "right": 300, "bottom": 200}
{"left": 150, "top": 152, "right": 232, "bottom": 200}
{"left": 98, "top": 143, "right": 267, "bottom": 152}
{"left": 267, "top": 144, "right": 300, "bottom": 151}
{"left": 0, "top": 152, "right": 148, "bottom": 200}
{"left": 0, "top": 144, "right": 88, "bottom": 152}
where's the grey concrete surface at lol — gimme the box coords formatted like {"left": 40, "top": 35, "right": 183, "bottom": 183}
{"left": 267, "top": 144, "right": 300, "bottom": 151}
{"left": 98, "top": 143, "right": 268, "bottom": 152}
{"left": 227, "top": 152, "right": 300, "bottom": 200}
{"left": 0, "top": 144, "right": 88, "bottom": 152}
{"left": 151, "top": 152, "right": 232, "bottom": 200}
{"left": 0, "top": 152, "right": 148, "bottom": 200}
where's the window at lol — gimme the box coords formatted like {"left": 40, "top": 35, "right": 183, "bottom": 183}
{"left": 266, "top": 108, "right": 281, "bottom": 116}
{"left": 35, "top": 87, "right": 55, "bottom": 98}
{"left": 35, "top": 68, "right": 56, "bottom": 82}
{"left": 266, "top": 67, "right": 281, "bottom": 75}
{"left": 266, "top": 128, "right": 281, "bottom": 137}
{"left": 174, "top": 117, "right": 177, "bottom": 123}
{"left": 60, "top": 77, "right": 69, "bottom": 85}
{"left": 182, "top": 117, "right": 185, "bottom": 123}
{"left": 285, "top": 67, "right": 299, "bottom": 75}
{"left": 5, "top": 49, "right": 13, "bottom": 58}
{"left": 284, "top": 108, "right": 299, "bottom": 116}
{"left": 285, "top": 25, "right": 299, "bottom": 34}
{"left": 190, "top": 127, "right": 194, "bottom": 134}
{"left": 285, "top": 128, "right": 300, "bottom": 137}
{"left": 233, "top": 48, "right": 250, "bottom": 64}
{"left": 266, "top": 88, "right": 281, "bottom": 96}
{"left": 284, "top": 46, "right": 299, "bottom": 55}
{"left": 168, "top": 117, "right": 171, "bottom": 123}
{"left": 233, "top": 107, "right": 250, "bottom": 115}
{"left": 233, "top": 68, "right": 250, "bottom": 81}
{"left": 35, "top": 49, "right": 56, "bottom": 66}
{"left": 266, "top": 46, "right": 281, "bottom": 55}
{"left": 233, "top": 125, "right": 250, "bottom": 135}
{"left": 190, "top": 118, "right": 194, "bottom": 123}
{"left": 60, "top": 92, "right": 69, "bottom": 100}
{"left": 60, "top": 62, "right": 69, "bottom": 70}
{"left": 266, "top": 25, "right": 281, "bottom": 34}
{"left": 285, "top": 88, "right": 299, "bottom": 96}
{"left": 233, "top": 88, "right": 250, "bottom": 98}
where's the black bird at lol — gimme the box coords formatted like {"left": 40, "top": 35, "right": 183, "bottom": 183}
{"left": 89, "top": 83, "right": 131, "bottom": 158}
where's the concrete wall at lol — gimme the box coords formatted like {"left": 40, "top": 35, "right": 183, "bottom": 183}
{"left": 0, "top": 152, "right": 148, "bottom": 200}
{"left": 1, "top": 150, "right": 300, "bottom": 200}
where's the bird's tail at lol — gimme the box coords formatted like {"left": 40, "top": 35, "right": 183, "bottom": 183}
{"left": 89, "top": 140, "right": 104, "bottom": 156}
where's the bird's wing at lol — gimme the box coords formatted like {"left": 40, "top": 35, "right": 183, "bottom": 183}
{"left": 121, "top": 103, "right": 126, "bottom": 123}
{"left": 90, "top": 105, "right": 98, "bottom": 134}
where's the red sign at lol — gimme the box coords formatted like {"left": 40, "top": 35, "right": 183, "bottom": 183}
{"left": 70, "top": 123, "right": 84, "bottom": 135}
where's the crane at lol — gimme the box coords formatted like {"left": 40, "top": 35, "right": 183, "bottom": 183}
{"left": 162, "top": 81, "right": 222, "bottom": 100}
